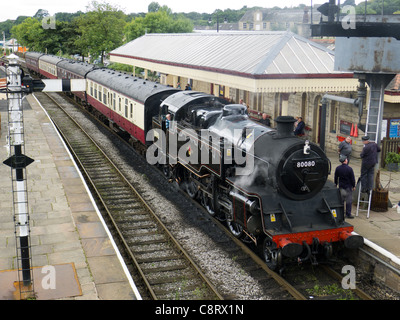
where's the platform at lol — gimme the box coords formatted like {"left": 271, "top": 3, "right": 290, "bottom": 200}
{"left": 0, "top": 93, "right": 139, "bottom": 300}
{"left": 326, "top": 149, "right": 400, "bottom": 261}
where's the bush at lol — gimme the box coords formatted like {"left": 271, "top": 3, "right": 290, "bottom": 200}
{"left": 385, "top": 152, "right": 400, "bottom": 164}
{"left": 107, "top": 62, "right": 133, "bottom": 73}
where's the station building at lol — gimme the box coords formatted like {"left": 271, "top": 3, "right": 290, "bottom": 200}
{"left": 109, "top": 31, "right": 399, "bottom": 153}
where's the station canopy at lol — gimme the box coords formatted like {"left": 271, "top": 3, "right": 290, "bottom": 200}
{"left": 110, "top": 31, "right": 357, "bottom": 93}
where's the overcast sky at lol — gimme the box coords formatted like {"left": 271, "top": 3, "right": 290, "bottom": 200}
{"left": 1, "top": 0, "right": 366, "bottom": 22}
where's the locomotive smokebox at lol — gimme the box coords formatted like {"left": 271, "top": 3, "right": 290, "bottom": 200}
{"left": 274, "top": 116, "right": 296, "bottom": 139}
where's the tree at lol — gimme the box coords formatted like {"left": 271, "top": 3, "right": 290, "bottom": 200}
{"left": 75, "top": 1, "right": 126, "bottom": 64}
{"left": 148, "top": 2, "right": 161, "bottom": 13}
{"left": 355, "top": 0, "right": 400, "bottom": 14}
{"left": 11, "top": 18, "right": 43, "bottom": 50}
{"left": 125, "top": 6, "right": 193, "bottom": 42}
{"left": 11, "top": 17, "right": 72, "bottom": 54}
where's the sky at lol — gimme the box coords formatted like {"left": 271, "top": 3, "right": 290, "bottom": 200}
{"left": 1, "top": 0, "right": 367, "bottom": 22}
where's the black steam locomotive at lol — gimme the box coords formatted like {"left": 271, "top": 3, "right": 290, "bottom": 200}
{"left": 150, "top": 91, "right": 363, "bottom": 269}
{"left": 26, "top": 52, "right": 364, "bottom": 270}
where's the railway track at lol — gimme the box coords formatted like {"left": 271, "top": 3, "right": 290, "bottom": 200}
{"left": 209, "top": 213, "right": 374, "bottom": 300}
{"left": 33, "top": 92, "right": 223, "bottom": 300}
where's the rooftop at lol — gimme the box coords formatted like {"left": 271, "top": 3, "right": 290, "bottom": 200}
{"left": 110, "top": 31, "right": 349, "bottom": 79}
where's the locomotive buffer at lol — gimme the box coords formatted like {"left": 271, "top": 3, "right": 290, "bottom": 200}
{"left": 1, "top": 54, "right": 85, "bottom": 299}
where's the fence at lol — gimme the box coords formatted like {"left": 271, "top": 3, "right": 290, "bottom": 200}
{"left": 381, "top": 137, "right": 400, "bottom": 168}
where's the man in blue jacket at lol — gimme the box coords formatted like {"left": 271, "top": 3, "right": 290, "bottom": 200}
{"left": 360, "top": 136, "right": 381, "bottom": 193}
{"left": 335, "top": 155, "right": 356, "bottom": 219}
{"left": 294, "top": 117, "right": 305, "bottom": 136}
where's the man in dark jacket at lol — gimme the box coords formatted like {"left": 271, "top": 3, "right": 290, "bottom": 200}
{"left": 294, "top": 117, "right": 305, "bottom": 136}
{"left": 360, "top": 136, "right": 381, "bottom": 193}
{"left": 334, "top": 155, "right": 356, "bottom": 219}
{"left": 338, "top": 136, "right": 352, "bottom": 164}
{"left": 259, "top": 113, "right": 271, "bottom": 127}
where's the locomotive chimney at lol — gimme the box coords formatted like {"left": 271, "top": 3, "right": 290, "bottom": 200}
{"left": 274, "top": 116, "right": 296, "bottom": 139}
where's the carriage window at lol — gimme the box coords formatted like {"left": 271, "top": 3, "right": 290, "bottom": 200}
{"left": 130, "top": 103, "right": 133, "bottom": 118}
{"left": 103, "top": 90, "right": 108, "bottom": 105}
{"left": 94, "top": 84, "right": 98, "bottom": 99}
{"left": 113, "top": 93, "right": 116, "bottom": 110}
{"left": 90, "top": 82, "right": 93, "bottom": 96}
{"left": 99, "top": 86, "right": 102, "bottom": 102}
{"left": 125, "top": 99, "right": 128, "bottom": 118}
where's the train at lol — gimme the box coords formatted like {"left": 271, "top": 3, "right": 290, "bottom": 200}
{"left": 25, "top": 52, "right": 364, "bottom": 270}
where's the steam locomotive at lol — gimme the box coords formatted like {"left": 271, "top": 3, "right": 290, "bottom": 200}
{"left": 25, "top": 52, "right": 364, "bottom": 270}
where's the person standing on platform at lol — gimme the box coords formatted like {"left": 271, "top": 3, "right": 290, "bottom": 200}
{"left": 258, "top": 113, "right": 271, "bottom": 127}
{"left": 334, "top": 155, "right": 356, "bottom": 219}
{"left": 294, "top": 117, "right": 305, "bottom": 136}
{"left": 338, "top": 136, "right": 352, "bottom": 164}
{"left": 360, "top": 136, "right": 381, "bottom": 193}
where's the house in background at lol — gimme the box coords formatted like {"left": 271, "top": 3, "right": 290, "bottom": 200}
{"left": 238, "top": 7, "right": 322, "bottom": 37}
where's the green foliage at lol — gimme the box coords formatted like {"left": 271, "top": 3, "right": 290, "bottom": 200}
{"left": 385, "top": 152, "right": 400, "bottom": 164}
{"left": 107, "top": 62, "right": 133, "bottom": 73}
{"left": 125, "top": 8, "right": 193, "bottom": 42}
{"left": 306, "top": 283, "right": 356, "bottom": 300}
{"left": 355, "top": 0, "right": 400, "bottom": 14}
{"left": 75, "top": 1, "right": 126, "bottom": 63}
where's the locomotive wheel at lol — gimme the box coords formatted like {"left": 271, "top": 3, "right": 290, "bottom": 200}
{"left": 184, "top": 173, "right": 198, "bottom": 199}
{"left": 263, "top": 238, "right": 282, "bottom": 271}
{"left": 226, "top": 213, "right": 244, "bottom": 239}
{"left": 201, "top": 192, "right": 216, "bottom": 216}
{"left": 226, "top": 220, "right": 244, "bottom": 238}
{"left": 186, "top": 180, "right": 198, "bottom": 198}
{"left": 162, "top": 165, "right": 172, "bottom": 179}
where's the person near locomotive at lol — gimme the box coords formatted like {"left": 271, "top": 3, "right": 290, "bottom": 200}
{"left": 334, "top": 155, "right": 356, "bottom": 219}
{"left": 338, "top": 136, "right": 352, "bottom": 164}
{"left": 258, "top": 113, "right": 271, "bottom": 127}
{"left": 359, "top": 136, "right": 381, "bottom": 193}
{"left": 294, "top": 117, "right": 305, "bottom": 136}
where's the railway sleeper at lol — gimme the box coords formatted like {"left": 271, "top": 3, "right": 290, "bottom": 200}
{"left": 148, "top": 273, "right": 198, "bottom": 285}
{"left": 136, "top": 254, "right": 182, "bottom": 264}
{"left": 119, "top": 223, "right": 157, "bottom": 232}
{"left": 103, "top": 198, "right": 141, "bottom": 206}
{"left": 128, "top": 238, "right": 166, "bottom": 246}
{"left": 101, "top": 193, "right": 138, "bottom": 201}
{"left": 140, "top": 264, "right": 188, "bottom": 274}
{"left": 112, "top": 213, "right": 153, "bottom": 222}
{"left": 124, "top": 230, "right": 160, "bottom": 239}
{"left": 131, "top": 244, "right": 170, "bottom": 254}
